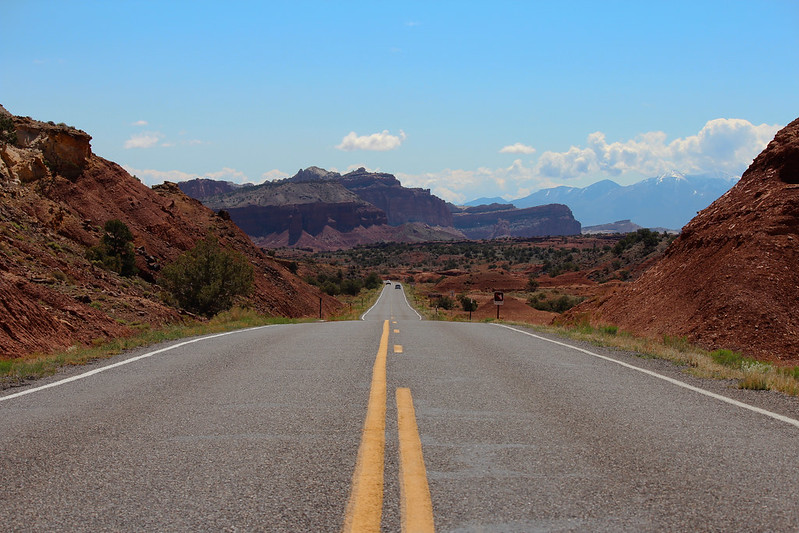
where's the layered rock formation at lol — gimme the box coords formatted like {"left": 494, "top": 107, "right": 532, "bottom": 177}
{"left": 452, "top": 203, "right": 581, "bottom": 239}
{"left": 177, "top": 178, "right": 251, "bottom": 199}
{"left": 571, "top": 117, "right": 799, "bottom": 363}
{"left": 0, "top": 106, "right": 340, "bottom": 359}
{"left": 338, "top": 168, "right": 453, "bottom": 226}
{"left": 202, "top": 180, "right": 387, "bottom": 245}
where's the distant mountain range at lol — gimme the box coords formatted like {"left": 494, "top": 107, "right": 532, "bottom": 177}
{"left": 180, "top": 168, "right": 581, "bottom": 250}
{"left": 496, "top": 172, "right": 739, "bottom": 230}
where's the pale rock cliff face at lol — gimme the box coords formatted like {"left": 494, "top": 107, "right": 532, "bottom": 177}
{"left": 0, "top": 110, "right": 91, "bottom": 183}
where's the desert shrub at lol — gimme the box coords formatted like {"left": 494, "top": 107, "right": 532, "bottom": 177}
{"left": 159, "top": 237, "right": 254, "bottom": 317}
{"left": 86, "top": 219, "right": 138, "bottom": 277}
{"left": 437, "top": 296, "right": 455, "bottom": 310}
{"left": 321, "top": 281, "right": 341, "bottom": 296}
{"left": 0, "top": 114, "right": 17, "bottom": 144}
{"left": 459, "top": 295, "right": 478, "bottom": 313}
{"left": 364, "top": 271, "right": 382, "bottom": 290}
{"left": 708, "top": 348, "right": 764, "bottom": 370}
{"left": 528, "top": 293, "right": 585, "bottom": 313}
{"left": 612, "top": 228, "right": 661, "bottom": 256}
{"left": 341, "top": 278, "right": 363, "bottom": 296}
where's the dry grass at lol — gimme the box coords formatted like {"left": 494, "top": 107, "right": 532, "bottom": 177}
{"left": 528, "top": 321, "right": 799, "bottom": 397}
{"left": 1, "top": 289, "right": 385, "bottom": 389}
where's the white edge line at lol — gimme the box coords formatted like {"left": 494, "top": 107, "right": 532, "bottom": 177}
{"left": 494, "top": 323, "right": 799, "bottom": 430}
{"left": 400, "top": 287, "right": 423, "bottom": 320}
{"left": 0, "top": 324, "right": 274, "bottom": 403}
{"left": 361, "top": 285, "right": 388, "bottom": 320}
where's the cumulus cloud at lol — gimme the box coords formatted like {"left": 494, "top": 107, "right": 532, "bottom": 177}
{"left": 123, "top": 166, "right": 257, "bottom": 186}
{"left": 123, "top": 132, "right": 164, "bottom": 149}
{"left": 131, "top": 120, "right": 148, "bottom": 126}
{"left": 397, "top": 159, "right": 558, "bottom": 205}
{"left": 336, "top": 130, "right": 407, "bottom": 151}
{"left": 499, "top": 142, "right": 536, "bottom": 155}
{"left": 536, "top": 118, "right": 780, "bottom": 179}
{"left": 262, "top": 169, "right": 289, "bottom": 181}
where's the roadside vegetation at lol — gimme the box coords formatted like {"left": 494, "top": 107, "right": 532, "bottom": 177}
{"left": 0, "top": 284, "right": 385, "bottom": 389}
{"left": 534, "top": 321, "right": 799, "bottom": 397}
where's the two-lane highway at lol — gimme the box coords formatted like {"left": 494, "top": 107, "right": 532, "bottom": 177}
{"left": 3, "top": 284, "right": 799, "bottom": 531}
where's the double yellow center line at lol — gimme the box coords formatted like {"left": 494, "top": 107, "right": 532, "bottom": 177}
{"left": 342, "top": 320, "right": 434, "bottom": 532}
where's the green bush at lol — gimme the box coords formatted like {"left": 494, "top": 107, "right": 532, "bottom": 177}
{"left": 0, "top": 114, "right": 17, "bottom": 145}
{"left": 86, "top": 219, "right": 138, "bottom": 277}
{"left": 709, "top": 349, "right": 760, "bottom": 369}
{"left": 527, "top": 293, "right": 585, "bottom": 313}
{"left": 159, "top": 237, "right": 254, "bottom": 317}
{"left": 437, "top": 296, "right": 455, "bottom": 310}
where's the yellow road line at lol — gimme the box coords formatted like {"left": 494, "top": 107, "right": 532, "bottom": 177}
{"left": 343, "top": 320, "right": 389, "bottom": 533}
{"left": 394, "top": 345, "right": 403, "bottom": 354}
{"left": 396, "top": 387, "right": 435, "bottom": 533}
{"left": 394, "top": 329, "right": 400, "bottom": 334}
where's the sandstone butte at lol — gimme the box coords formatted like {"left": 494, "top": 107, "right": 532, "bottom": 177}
{"left": 569, "top": 117, "right": 799, "bottom": 365}
{"left": 0, "top": 105, "right": 341, "bottom": 359}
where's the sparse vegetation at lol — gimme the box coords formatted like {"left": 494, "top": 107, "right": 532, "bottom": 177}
{"left": 0, "top": 114, "right": 17, "bottom": 144}
{"left": 159, "top": 237, "right": 254, "bottom": 317}
{"left": 528, "top": 292, "right": 585, "bottom": 313}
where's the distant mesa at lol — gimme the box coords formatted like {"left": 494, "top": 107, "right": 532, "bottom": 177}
{"left": 182, "top": 167, "right": 582, "bottom": 250}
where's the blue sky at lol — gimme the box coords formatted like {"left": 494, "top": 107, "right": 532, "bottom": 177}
{"left": 2, "top": 1, "right": 797, "bottom": 203}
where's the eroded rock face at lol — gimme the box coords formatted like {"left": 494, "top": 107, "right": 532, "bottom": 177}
{"left": 10, "top": 116, "right": 91, "bottom": 180}
{"left": 338, "top": 168, "right": 453, "bottom": 227}
{"left": 571, "top": 117, "right": 799, "bottom": 363}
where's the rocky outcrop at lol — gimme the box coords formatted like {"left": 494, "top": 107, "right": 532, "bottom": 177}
{"left": 452, "top": 204, "right": 582, "bottom": 239}
{"left": 177, "top": 178, "right": 251, "bottom": 199}
{"left": 570, "top": 117, "right": 799, "bottom": 363}
{"left": 0, "top": 107, "right": 341, "bottom": 359}
{"left": 338, "top": 168, "right": 453, "bottom": 226}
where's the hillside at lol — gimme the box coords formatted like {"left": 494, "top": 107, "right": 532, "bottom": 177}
{"left": 569, "top": 117, "right": 799, "bottom": 363}
{"left": 0, "top": 105, "right": 340, "bottom": 358}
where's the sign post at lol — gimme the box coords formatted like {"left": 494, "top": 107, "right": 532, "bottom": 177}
{"left": 493, "top": 291, "right": 504, "bottom": 320}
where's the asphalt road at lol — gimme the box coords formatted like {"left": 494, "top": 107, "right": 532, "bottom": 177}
{"left": 2, "top": 284, "right": 799, "bottom": 531}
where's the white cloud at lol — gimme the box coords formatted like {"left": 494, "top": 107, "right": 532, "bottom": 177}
{"left": 262, "top": 169, "right": 289, "bottom": 181}
{"left": 397, "top": 159, "right": 558, "bottom": 204}
{"left": 336, "top": 130, "right": 407, "bottom": 151}
{"left": 499, "top": 142, "right": 536, "bottom": 155}
{"left": 124, "top": 132, "right": 163, "bottom": 149}
{"left": 123, "top": 166, "right": 257, "bottom": 186}
{"left": 536, "top": 118, "right": 781, "bottom": 179}
{"left": 132, "top": 120, "right": 148, "bottom": 126}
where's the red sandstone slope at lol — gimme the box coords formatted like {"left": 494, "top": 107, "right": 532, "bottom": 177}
{"left": 571, "top": 118, "right": 799, "bottom": 363}
{"left": 0, "top": 106, "right": 340, "bottom": 358}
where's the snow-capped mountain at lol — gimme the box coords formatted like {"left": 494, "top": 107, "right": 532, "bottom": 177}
{"left": 511, "top": 173, "right": 738, "bottom": 230}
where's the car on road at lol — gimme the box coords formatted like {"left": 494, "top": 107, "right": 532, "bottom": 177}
{"left": 395, "top": 284, "right": 401, "bottom": 289}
